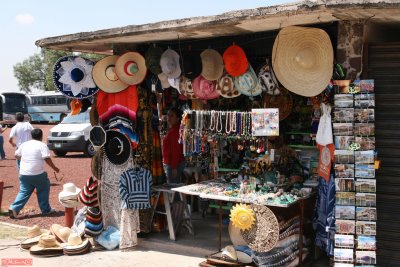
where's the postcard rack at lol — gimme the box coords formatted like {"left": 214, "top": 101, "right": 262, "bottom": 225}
{"left": 333, "top": 79, "right": 377, "bottom": 266}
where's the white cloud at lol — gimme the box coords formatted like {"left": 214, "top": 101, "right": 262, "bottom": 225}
{"left": 15, "top": 13, "right": 35, "bottom": 25}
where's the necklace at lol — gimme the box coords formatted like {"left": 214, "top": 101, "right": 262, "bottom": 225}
{"left": 216, "top": 111, "right": 223, "bottom": 133}
{"left": 231, "top": 111, "right": 237, "bottom": 134}
{"left": 209, "top": 110, "right": 215, "bottom": 131}
{"left": 225, "top": 112, "right": 231, "bottom": 134}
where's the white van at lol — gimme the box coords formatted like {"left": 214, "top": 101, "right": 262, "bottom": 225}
{"left": 47, "top": 109, "right": 94, "bottom": 157}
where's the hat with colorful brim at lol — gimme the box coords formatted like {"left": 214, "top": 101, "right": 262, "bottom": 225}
{"left": 92, "top": 55, "right": 129, "bottom": 93}
{"left": 234, "top": 65, "right": 262, "bottom": 97}
{"left": 272, "top": 26, "right": 334, "bottom": 97}
{"left": 160, "top": 49, "right": 181, "bottom": 79}
{"left": 115, "top": 52, "right": 147, "bottom": 85}
{"left": 53, "top": 56, "right": 99, "bottom": 99}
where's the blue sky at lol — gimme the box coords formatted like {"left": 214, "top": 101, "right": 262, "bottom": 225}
{"left": 0, "top": 0, "right": 294, "bottom": 93}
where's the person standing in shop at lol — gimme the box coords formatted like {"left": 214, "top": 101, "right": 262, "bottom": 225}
{"left": 162, "top": 107, "right": 185, "bottom": 184}
{"left": 0, "top": 123, "right": 8, "bottom": 160}
{"left": 8, "top": 112, "right": 33, "bottom": 171}
{"left": 9, "top": 128, "right": 59, "bottom": 219}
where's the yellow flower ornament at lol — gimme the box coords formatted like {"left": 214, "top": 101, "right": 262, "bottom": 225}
{"left": 230, "top": 204, "right": 256, "bottom": 231}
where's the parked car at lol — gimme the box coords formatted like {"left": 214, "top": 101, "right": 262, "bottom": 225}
{"left": 47, "top": 109, "right": 94, "bottom": 157}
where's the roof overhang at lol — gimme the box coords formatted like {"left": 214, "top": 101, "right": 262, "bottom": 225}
{"left": 35, "top": 0, "right": 400, "bottom": 55}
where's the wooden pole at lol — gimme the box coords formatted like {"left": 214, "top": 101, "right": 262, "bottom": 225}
{"left": 65, "top": 207, "right": 75, "bottom": 228}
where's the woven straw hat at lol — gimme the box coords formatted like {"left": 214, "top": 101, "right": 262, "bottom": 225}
{"left": 272, "top": 26, "right": 333, "bottom": 97}
{"left": 216, "top": 73, "right": 241, "bottom": 98}
{"left": 200, "top": 49, "right": 224, "bottom": 81}
{"left": 115, "top": 52, "right": 147, "bottom": 85}
{"left": 240, "top": 205, "right": 279, "bottom": 252}
{"left": 160, "top": 48, "right": 181, "bottom": 79}
{"left": 92, "top": 56, "right": 128, "bottom": 93}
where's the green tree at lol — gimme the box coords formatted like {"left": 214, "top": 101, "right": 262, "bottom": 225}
{"left": 14, "top": 49, "right": 103, "bottom": 93}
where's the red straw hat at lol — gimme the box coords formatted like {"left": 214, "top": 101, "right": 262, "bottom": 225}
{"left": 223, "top": 44, "right": 249, "bottom": 77}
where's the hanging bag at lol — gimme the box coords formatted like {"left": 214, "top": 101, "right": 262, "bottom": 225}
{"left": 316, "top": 103, "right": 333, "bottom": 146}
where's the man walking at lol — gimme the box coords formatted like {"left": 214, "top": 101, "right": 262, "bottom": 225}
{"left": 9, "top": 128, "right": 59, "bottom": 218}
{"left": 8, "top": 112, "right": 33, "bottom": 170}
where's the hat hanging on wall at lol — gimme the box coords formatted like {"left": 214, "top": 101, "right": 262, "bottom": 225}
{"left": 160, "top": 48, "right": 181, "bottom": 79}
{"left": 104, "top": 130, "right": 132, "bottom": 165}
{"left": 192, "top": 75, "right": 220, "bottom": 100}
{"left": 53, "top": 56, "right": 99, "bottom": 99}
{"left": 145, "top": 45, "right": 164, "bottom": 75}
{"left": 234, "top": 65, "right": 262, "bottom": 97}
{"left": 179, "top": 76, "right": 197, "bottom": 100}
{"left": 182, "top": 49, "right": 202, "bottom": 79}
{"left": 223, "top": 44, "right": 249, "bottom": 77}
{"left": 92, "top": 55, "right": 129, "bottom": 93}
{"left": 272, "top": 26, "right": 334, "bottom": 97}
{"left": 216, "top": 72, "right": 241, "bottom": 98}
{"left": 200, "top": 49, "right": 224, "bottom": 81}
{"left": 115, "top": 52, "right": 147, "bottom": 85}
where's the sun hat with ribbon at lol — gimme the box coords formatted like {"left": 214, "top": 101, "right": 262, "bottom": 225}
{"left": 223, "top": 44, "right": 249, "bottom": 77}
{"left": 160, "top": 48, "right": 181, "bottom": 79}
{"left": 216, "top": 73, "right": 241, "bottom": 98}
{"left": 234, "top": 65, "right": 262, "bottom": 97}
{"left": 182, "top": 49, "right": 202, "bottom": 79}
{"left": 92, "top": 55, "right": 129, "bottom": 93}
{"left": 193, "top": 75, "right": 220, "bottom": 100}
{"left": 145, "top": 45, "right": 164, "bottom": 75}
{"left": 115, "top": 52, "right": 147, "bottom": 85}
{"left": 50, "top": 224, "right": 72, "bottom": 243}
{"left": 200, "top": 49, "right": 224, "bottom": 81}
{"left": 104, "top": 129, "right": 132, "bottom": 165}
{"left": 53, "top": 56, "right": 99, "bottom": 99}
{"left": 29, "top": 235, "right": 63, "bottom": 256}
{"left": 20, "top": 225, "right": 50, "bottom": 249}
{"left": 272, "top": 26, "right": 334, "bottom": 97}
{"left": 240, "top": 205, "right": 279, "bottom": 253}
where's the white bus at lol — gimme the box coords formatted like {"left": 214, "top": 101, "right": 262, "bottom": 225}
{"left": 27, "top": 91, "right": 70, "bottom": 123}
{"left": 0, "top": 92, "right": 30, "bottom": 125}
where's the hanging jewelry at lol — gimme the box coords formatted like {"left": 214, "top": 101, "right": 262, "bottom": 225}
{"left": 216, "top": 111, "right": 223, "bottom": 133}
{"left": 225, "top": 111, "right": 231, "bottom": 134}
{"left": 209, "top": 110, "right": 215, "bottom": 131}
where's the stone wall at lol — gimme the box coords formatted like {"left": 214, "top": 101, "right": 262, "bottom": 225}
{"left": 336, "top": 20, "right": 365, "bottom": 80}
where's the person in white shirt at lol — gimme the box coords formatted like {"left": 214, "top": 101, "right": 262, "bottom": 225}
{"left": 9, "top": 128, "right": 59, "bottom": 219}
{"left": 0, "top": 123, "right": 7, "bottom": 159}
{"left": 8, "top": 112, "right": 33, "bottom": 171}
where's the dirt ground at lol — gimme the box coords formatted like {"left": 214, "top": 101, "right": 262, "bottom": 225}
{"left": 0, "top": 124, "right": 92, "bottom": 228}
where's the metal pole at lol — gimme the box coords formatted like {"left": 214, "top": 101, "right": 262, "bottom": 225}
{"left": 219, "top": 200, "right": 222, "bottom": 251}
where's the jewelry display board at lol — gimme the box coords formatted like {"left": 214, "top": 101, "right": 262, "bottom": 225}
{"left": 333, "top": 80, "right": 377, "bottom": 266}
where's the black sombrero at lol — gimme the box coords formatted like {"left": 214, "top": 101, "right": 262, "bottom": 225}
{"left": 104, "top": 130, "right": 132, "bottom": 165}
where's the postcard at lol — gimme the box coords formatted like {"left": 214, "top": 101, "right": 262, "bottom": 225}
{"left": 357, "top": 236, "right": 376, "bottom": 250}
{"left": 334, "top": 248, "right": 354, "bottom": 263}
{"left": 336, "top": 192, "right": 356, "bottom": 206}
{"left": 355, "top": 165, "right": 375, "bottom": 179}
{"left": 335, "top": 150, "right": 355, "bottom": 164}
{"left": 356, "top": 207, "right": 377, "bottom": 221}
{"left": 354, "top": 109, "right": 374, "bottom": 123}
{"left": 334, "top": 108, "right": 354, "bottom": 123}
{"left": 354, "top": 123, "right": 375, "bottom": 136}
{"left": 355, "top": 151, "right": 375, "bottom": 164}
{"left": 355, "top": 137, "right": 375, "bottom": 151}
{"left": 356, "top": 221, "right": 376, "bottom": 236}
{"left": 334, "top": 123, "right": 354, "bottom": 136}
{"left": 335, "top": 234, "right": 355, "bottom": 248}
{"left": 335, "top": 136, "right": 355, "bottom": 150}
{"left": 359, "top": 80, "right": 374, "bottom": 93}
{"left": 355, "top": 179, "right": 376, "bottom": 193}
{"left": 336, "top": 220, "right": 356, "bottom": 234}
{"left": 355, "top": 94, "right": 375, "bottom": 108}
{"left": 356, "top": 193, "right": 376, "bottom": 207}
{"left": 336, "top": 205, "right": 356, "bottom": 220}
{"left": 251, "top": 109, "right": 279, "bottom": 136}
{"left": 356, "top": 251, "right": 376, "bottom": 265}
{"left": 335, "top": 164, "right": 355, "bottom": 178}
{"left": 335, "top": 178, "right": 355, "bottom": 192}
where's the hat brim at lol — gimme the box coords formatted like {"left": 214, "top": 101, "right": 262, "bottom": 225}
{"left": 201, "top": 49, "right": 224, "bottom": 81}
{"left": 104, "top": 130, "right": 132, "bottom": 165}
{"left": 93, "top": 55, "right": 129, "bottom": 93}
{"left": 50, "top": 224, "right": 70, "bottom": 243}
{"left": 234, "top": 66, "right": 262, "bottom": 97}
{"left": 272, "top": 26, "right": 333, "bottom": 97}
{"left": 53, "top": 56, "right": 99, "bottom": 99}
{"left": 59, "top": 189, "right": 81, "bottom": 200}
{"left": 62, "top": 237, "right": 89, "bottom": 251}
{"left": 115, "top": 52, "right": 147, "bottom": 85}
{"left": 21, "top": 229, "right": 51, "bottom": 248}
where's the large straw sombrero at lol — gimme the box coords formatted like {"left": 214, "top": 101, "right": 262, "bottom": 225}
{"left": 115, "top": 52, "right": 147, "bottom": 85}
{"left": 272, "top": 26, "right": 334, "bottom": 97}
{"left": 262, "top": 87, "right": 293, "bottom": 121}
{"left": 92, "top": 55, "right": 129, "bottom": 93}
{"left": 240, "top": 205, "right": 279, "bottom": 252}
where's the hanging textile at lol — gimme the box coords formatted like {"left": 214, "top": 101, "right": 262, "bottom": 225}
{"left": 312, "top": 174, "right": 336, "bottom": 256}
{"left": 119, "top": 167, "right": 153, "bottom": 209}
{"left": 119, "top": 208, "right": 140, "bottom": 250}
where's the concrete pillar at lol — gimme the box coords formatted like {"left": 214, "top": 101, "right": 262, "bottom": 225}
{"left": 336, "top": 20, "right": 365, "bottom": 80}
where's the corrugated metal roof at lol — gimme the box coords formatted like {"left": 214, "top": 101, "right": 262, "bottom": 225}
{"left": 35, "top": 0, "right": 400, "bottom": 54}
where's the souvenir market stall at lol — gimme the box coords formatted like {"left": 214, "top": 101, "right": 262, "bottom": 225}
{"left": 27, "top": 8, "right": 384, "bottom": 264}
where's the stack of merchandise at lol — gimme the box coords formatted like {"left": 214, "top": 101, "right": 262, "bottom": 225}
{"left": 333, "top": 79, "right": 377, "bottom": 266}
{"left": 84, "top": 207, "right": 104, "bottom": 237}
{"left": 79, "top": 177, "right": 99, "bottom": 207}
{"left": 62, "top": 234, "right": 91, "bottom": 256}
